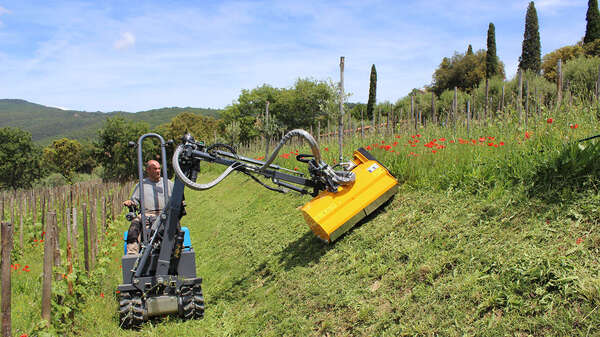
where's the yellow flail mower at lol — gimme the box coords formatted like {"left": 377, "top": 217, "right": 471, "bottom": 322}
{"left": 173, "top": 129, "right": 398, "bottom": 242}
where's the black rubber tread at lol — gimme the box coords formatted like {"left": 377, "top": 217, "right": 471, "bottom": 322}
{"left": 180, "top": 286, "right": 195, "bottom": 320}
{"left": 192, "top": 283, "right": 205, "bottom": 319}
{"left": 119, "top": 291, "right": 144, "bottom": 330}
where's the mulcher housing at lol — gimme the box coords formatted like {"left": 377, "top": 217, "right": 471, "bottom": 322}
{"left": 301, "top": 148, "right": 398, "bottom": 242}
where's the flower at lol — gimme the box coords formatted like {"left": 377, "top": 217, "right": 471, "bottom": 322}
{"left": 570, "top": 124, "right": 579, "bottom": 129}
{"left": 366, "top": 145, "right": 371, "bottom": 150}
{"left": 576, "top": 237, "right": 583, "bottom": 245}
{"left": 439, "top": 138, "right": 446, "bottom": 142}
{"left": 499, "top": 142, "right": 505, "bottom": 146}
{"left": 547, "top": 118, "right": 553, "bottom": 124}
{"left": 525, "top": 131, "right": 532, "bottom": 139}
{"left": 100, "top": 293, "right": 105, "bottom": 298}
{"left": 324, "top": 147, "right": 329, "bottom": 151}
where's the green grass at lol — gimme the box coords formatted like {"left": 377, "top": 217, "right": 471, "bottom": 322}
{"left": 8, "top": 101, "right": 600, "bottom": 336}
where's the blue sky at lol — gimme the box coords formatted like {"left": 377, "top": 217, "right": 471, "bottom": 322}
{"left": 0, "top": 0, "right": 587, "bottom": 112}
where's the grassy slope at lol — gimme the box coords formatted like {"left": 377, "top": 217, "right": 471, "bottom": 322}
{"left": 68, "top": 173, "right": 599, "bottom": 336}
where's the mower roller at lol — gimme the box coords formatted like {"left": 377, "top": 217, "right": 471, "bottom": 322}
{"left": 117, "top": 129, "right": 397, "bottom": 329}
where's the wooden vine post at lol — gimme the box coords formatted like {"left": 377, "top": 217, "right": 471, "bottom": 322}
{"left": 338, "top": 56, "right": 345, "bottom": 163}
{"left": 42, "top": 213, "right": 55, "bottom": 327}
{"left": 1, "top": 222, "right": 13, "bottom": 337}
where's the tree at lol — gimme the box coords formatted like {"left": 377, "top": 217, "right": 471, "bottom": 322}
{"left": 222, "top": 84, "right": 279, "bottom": 144}
{"left": 0, "top": 127, "right": 45, "bottom": 189}
{"left": 432, "top": 50, "right": 505, "bottom": 95}
{"left": 366, "top": 64, "right": 377, "bottom": 119}
{"left": 95, "top": 116, "right": 150, "bottom": 182}
{"left": 486, "top": 23, "right": 498, "bottom": 78}
{"left": 585, "top": 0, "right": 600, "bottom": 44}
{"left": 158, "top": 112, "right": 222, "bottom": 143}
{"left": 541, "top": 44, "right": 584, "bottom": 81}
{"left": 43, "top": 138, "right": 83, "bottom": 183}
{"left": 467, "top": 44, "right": 474, "bottom": 55}
{"left": 222, "top": 79, "right": 335, "bottom": 144}
{"left": 519, "top": 1, "right": 541, "bottom": 73}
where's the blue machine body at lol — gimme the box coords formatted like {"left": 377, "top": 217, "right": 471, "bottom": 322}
{"left": 123, "top": 226, "right": 192, "bottom": 255}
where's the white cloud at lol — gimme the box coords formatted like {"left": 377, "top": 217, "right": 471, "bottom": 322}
{"left": 114, "top": 31, "right": 135, "bottom": 50}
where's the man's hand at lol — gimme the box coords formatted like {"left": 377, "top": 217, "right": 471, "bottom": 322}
{"left": 123, "top": 200, "right": 135, "bottom": 207}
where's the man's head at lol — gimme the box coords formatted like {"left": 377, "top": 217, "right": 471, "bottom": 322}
{"left": 146, "top": 160, "right": 161, "bottom": 182}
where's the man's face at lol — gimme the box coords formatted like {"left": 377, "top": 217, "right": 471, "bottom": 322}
{"left": 147, "top": 161, "right": 161, "bottom": 182}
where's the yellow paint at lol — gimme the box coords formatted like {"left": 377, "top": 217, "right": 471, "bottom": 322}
{"left": 300, "top": 148, "right": 398, "bottom": 242}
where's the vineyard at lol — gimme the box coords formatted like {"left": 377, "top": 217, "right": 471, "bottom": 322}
{"left": 1, "top": 81, "right": 600, "bottom": 335}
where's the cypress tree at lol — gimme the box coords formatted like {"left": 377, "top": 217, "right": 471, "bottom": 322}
{"left": 519, "top": 1, "right": 541, "bottom": 74}
{"left": 366, "top": 64, "right": 377, "bottom": 120}
{"left": 585, "top": 0, "right": 600, "bottom": 44}
{"left": 486, "top": 23, "right": 498, "bottom": 78}
{"left": 466, "top": 44, "right": 473, "bottom": 55}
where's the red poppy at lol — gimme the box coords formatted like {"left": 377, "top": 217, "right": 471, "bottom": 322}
{"left": 479, "top": 137, "right": 485, "bottom": 142}
{"left": 324, "top": 147, "right": 329, "bottom": 151}
{"left": 450, "top": 140, "right": 455, "bottom": 143}
{"left": 416, "top": 134, "right": 421, "bottom": 138}
{"left": 487, "top": 143, "right": 494, "bottom": 146}
{"left": 499, "top": 142, "right": 505, "bottom": 146}
{"left": 547, "top": 118, "right": 553, "bottom": 124}
{"left": 366, "top": 145, "right": 371, "bottom": 150}
{"left": 432, "top": 150, "right": 437, "bottom": 153}
{"left": 576, "top": 237, "right": 583, "bottom": 245}
{"left": 570, "top": 124, "right": 579, "bottom": 129}
{"left": 525, "top": 132, "right": 531, "bottom": 139}
{"left": 393, "top": 141, "right": 398, "bottom": 146}
{"left": 100, "top": 293, "right": 105, "bottom": 298}
{"left": 439, "top": 138, "right": 446, "bottom": 142}
{"left": 22, "top": 266, "right": 30, "bottom": 272}
{"left": 385, "top": 145, "right": 391, "bottom": 151}
{"left": 488, "top": 136, "right": 495, "bottom": 140}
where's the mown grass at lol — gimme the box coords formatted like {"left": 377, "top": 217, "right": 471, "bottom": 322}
{"left": 10, "top": 101, "right": 600, "bottom": 336}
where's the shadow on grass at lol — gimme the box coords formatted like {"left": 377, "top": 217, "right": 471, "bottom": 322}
{"left": 528, "top": 140, "right": 600, "bottom": 203}
{"left": 276, "top": 195, "right": 396, "bottom": 271}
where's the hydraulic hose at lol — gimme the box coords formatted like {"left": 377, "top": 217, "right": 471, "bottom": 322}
{"left": 172, "top": 144, "right": 240, "bottom": 191}
{"left": 258, "top": 129, "right": 322, "bottom": 170}
{"left": 258, "top": 129, "right": 355, "bottom": 186}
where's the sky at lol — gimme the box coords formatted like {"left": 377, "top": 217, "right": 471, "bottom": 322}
{"left": 0, "top": 0, "right": 588, "bottom": 112}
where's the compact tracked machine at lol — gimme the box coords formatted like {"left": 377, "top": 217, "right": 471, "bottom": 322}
{"left": 117, "top": 129, "right": 398, "bottom": 329}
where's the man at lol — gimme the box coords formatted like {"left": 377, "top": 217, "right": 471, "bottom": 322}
{"left": 123, "top": 160, "right": 173, "bottom": 254}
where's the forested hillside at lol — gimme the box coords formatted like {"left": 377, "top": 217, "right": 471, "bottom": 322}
{"left": 0, "top": 99, "right": 221, "bottom": 144}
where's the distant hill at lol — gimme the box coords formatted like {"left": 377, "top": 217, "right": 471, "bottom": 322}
{"left": 0, "top": 99, "right": 222, "bottom": 144}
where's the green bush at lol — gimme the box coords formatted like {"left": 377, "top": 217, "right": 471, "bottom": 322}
{"left": 563, "top": 56, "right": 600, "bottom": 99}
